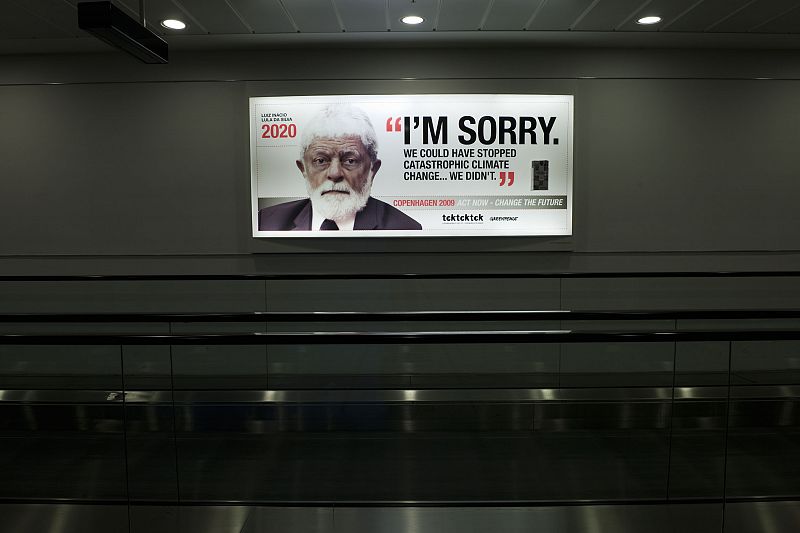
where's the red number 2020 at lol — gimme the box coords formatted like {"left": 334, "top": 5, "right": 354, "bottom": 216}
{"left": 261, "top": 123, "right": 297, "bottom": 139}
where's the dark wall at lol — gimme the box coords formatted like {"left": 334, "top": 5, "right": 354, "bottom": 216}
{"left": 1, "top": 47, "right": 799, "bottom": 273}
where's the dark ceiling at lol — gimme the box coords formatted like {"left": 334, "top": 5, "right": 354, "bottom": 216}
{"left": 4, "top": 0, "right": 800, "bottom": 54}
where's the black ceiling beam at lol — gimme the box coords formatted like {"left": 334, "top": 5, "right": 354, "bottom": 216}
{"left": 77, "top": 1, "right": 168, "bottom": 64}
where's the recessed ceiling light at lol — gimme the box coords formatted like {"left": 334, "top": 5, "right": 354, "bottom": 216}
{"left": 637, "top": 16, "right": 662, "bottom": 25}
{"left": 401, "top": 16, "right": 424, "bottom": 25}
{"left": 160, "top": 19, "right": 186, "bottom": 30}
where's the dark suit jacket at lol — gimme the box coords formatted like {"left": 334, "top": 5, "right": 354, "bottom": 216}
{"left": 258, "top": 196, "right": 422, "bottom": 231}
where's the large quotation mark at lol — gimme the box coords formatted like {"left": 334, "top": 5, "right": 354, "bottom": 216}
{"left": 499, "top": 171, "right": 515, "bottom": 186}
{"left": 386, "top": 117, "right": 402, "bottom": 132}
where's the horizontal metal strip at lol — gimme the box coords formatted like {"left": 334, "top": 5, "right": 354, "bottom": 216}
{"left": 722, "top": 495, "right": 800, "bottom": 503}
{"left": 0, "top": 387, "right": 736, "bottom": 404}
{"left": 3, "top": 497, "right": 797, "bottom": 506}
{"left": 124, "top": 390, "right": 172, "bottom": 403}
{"left": 3, "top": 309, "right": 800, "bottom": 323}
{"left": 6, "top": 497, "right": 792, "bottom": 506}
{"left": 0, "top": 271, "right": 799, "bottom": 281}
{"left": 673, "top": 387, "right": 729, "bottom": 400}
{"left": 0, "top": 498, "right": 128, "bottom": 505}
{"left": 136, "top": 498, "right": 690, "bottom": 506}
{"left": 1, "top": 330, "right": 800, "bottom": 344}
{"left": 730, "top": 385, "right": 800, "bottom": 399}
{"left": 0, "top": 390, "right": 123, "bottom": 403}
{"left": 5, "top": 386, "right": 795, "bottom": 404}
{"left": 165, "top": 387, "right": 676, "bottom": 404}
{"left": 0, "top": 387, "right": 741, "bottom": 404}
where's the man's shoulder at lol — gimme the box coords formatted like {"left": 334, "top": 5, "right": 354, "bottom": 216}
{"left": 369, "top": 197, "right": 423, "bottom": 230}
{"left": 258, "top": 199, "right": 310, "bottom": 230}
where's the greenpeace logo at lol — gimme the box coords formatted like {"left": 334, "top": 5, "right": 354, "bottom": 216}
{"left": 490, "top": 216, "right": 519, "bottom": 222}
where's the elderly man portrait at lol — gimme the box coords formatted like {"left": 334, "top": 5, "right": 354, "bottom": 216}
{"left": 258, "top": 104, "right": 422, "bottom": 231}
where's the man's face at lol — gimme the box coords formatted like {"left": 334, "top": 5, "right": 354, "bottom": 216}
{"left": 296, "top": 135, "right": 381, "bottom": 220}
{"left": 298, "top": 136, "right": 378, "bottom": 193}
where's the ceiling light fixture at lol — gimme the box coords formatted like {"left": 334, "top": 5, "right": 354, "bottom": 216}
{"left": 401, "top": 16, "right": 424, "bottom": 25}
{"left": 160, "top": 19, "right": 186, "bottom": 30}
{"left": 636, "top": 16, "right": 662, "bottom": 25}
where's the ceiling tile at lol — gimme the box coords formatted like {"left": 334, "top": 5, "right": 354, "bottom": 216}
{"left": 665, "top": 0, "right": 755, "bottom": 32}
{"left": 712, "top": 0, "right": 800, "bottom": 32}
{"left": 7, "top": 0, "right": 78, "bottom": 38}
{"left": 388, "top": 0, "right": 438, "bottom": 32}
{"left": 482, "top": 0, "right": 543, "bottom": 30}
{"left": 334, "top": 0, "right": 386, "bottom": 31}
{"left": 755, "top": 2, "right": 800, "bottom": 32}
{"left": 170, "top": 0, "right": 251, "bottom": 34}
{"left": 227, "top": 0, "right": 296, "bottom": 33}
{"left": 573, "top": 0, "right": 648, "bottom": 31}
{"left": 437, "top": 0, "right": 490, "bottom": 31}
{"left": 282, "top": 0, "right": 342, "bottom": 33}
{"left": 527, "top": 0, "right": 598, "bottom": 31}
{"left": 616, "top": 0, "right": 704, "bottom": 32}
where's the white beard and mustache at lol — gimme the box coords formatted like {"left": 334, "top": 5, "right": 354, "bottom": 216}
{"left": 306, "top": 177, "right": 372, "bottom": 222}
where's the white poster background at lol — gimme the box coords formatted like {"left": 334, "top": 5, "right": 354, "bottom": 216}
{"left": 251, "top": 94, "right": 573, "bottom": 237}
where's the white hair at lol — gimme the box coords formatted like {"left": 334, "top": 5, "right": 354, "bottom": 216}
{"left": 300, "top": 104, "right": 378, "bottom": 160}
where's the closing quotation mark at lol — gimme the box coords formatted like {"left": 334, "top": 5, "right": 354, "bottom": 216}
{"left": 499, "top": 172, "right": 515, "bottom": 186}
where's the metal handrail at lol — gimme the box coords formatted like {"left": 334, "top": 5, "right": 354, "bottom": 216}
{"left": 0, "top": 270, "right": 799, "bottom": 281}
{"left": 1, "top": 309, "right": 800, "bottom": 322}
{"left": 1, "top": 329, "right": 800, "bottom": 344}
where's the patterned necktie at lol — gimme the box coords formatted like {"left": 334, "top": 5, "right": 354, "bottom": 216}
{"left": 320, "top": 219, "right": 339, "bottom": 230}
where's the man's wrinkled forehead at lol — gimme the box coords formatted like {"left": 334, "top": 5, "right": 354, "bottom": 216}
{"left": 304, "top": 135, "right": 367, "bottom": 156}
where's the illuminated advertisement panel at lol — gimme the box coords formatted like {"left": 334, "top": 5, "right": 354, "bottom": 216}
{"left": 251, "top": 94, "right": 573, "bottom": 237}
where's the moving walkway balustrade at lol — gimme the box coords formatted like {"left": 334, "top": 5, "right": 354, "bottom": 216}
{"left": 0, "top": 311, "right": 797, "bottom": 506}
{"left": 0, "top": 308, "right": 798, "bottom": 533}
{"left": 0, "top": 272, "right": 797, "bottom": 531}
